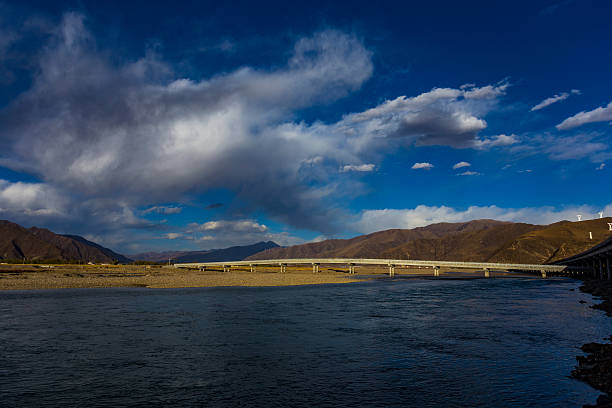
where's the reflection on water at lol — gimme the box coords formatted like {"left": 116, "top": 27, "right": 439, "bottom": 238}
{"left": 0, "top": 278, "right": 609, "bottom": 407}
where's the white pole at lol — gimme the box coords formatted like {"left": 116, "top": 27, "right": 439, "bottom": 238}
{"left": 589, "top": 231, "right": 593, "bottom": 240}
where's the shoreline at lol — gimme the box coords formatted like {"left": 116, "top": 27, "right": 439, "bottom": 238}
{"left": 0, "top": 264, "right": 365, "bottom": 290}
{"left": 574, "top": 280, "right": 612, "bottom": 408}
{"left": 0, "top": 264, "right": 546, "bottom": 291}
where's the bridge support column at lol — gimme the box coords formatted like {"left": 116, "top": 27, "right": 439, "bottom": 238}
{"left": 312, "top": 263, "right": 319, "bottom": 274}
{"left": 223, "top": 265, "right": 230, "bottom": 273}
{"left": 540, "top": 270, "right": 547, "bottom": 279}
{"left": 600, "top": 258, "right": 604, "bottom": 280}
{"left": 280, "top": 263, "right": 287, "bottom": 273}
{"left": 433, "top": 266, "right": 440, "bottom": 277}
{"left": 250, "top": 264, "right": 255, "bottom": 273}
{"left": 483, "top": 268, "right": 491, "bottom": 278}
{"left": 388, "top": 264, "right": 395, "bottom": 277}
{"left": 348, "top": 264, "right": 355, "bottom": 274}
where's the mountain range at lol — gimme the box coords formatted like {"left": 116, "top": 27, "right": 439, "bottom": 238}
{"left": 247, "top": 218, "right": 612, "bottom": 264}
{"left": 130, "top": 241, "right": 280, "bottom": 263}
{"left": 3, "top": 217, "right": 611, "bottom": 265}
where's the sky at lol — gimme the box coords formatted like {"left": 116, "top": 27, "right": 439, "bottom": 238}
{"left": 0, "top": 0, "right": 611, "bottom": 254}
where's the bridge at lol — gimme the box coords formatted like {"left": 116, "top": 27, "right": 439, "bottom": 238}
{"left": 555, "top": 235, "right": 612, "bottom": 280}
{"left": 175, "top": 258, "right": 567, "bottom": 278}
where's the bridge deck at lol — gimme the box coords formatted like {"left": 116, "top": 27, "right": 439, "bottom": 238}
{"left": 175, "top": 258, "right": 566, "bottom": 272}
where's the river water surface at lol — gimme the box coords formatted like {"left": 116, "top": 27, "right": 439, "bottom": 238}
{"left": 1, "top": 278, "right": 610, "bottom": 407}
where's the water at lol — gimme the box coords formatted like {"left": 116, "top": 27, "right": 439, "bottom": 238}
{"left": 0, "top": 278, "right": 609, "bottom": 407}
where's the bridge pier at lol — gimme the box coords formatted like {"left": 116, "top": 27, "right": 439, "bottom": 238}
{"left": 540, "top": 269, "right": 547, "bottom": 279}
{"left": 279, "top": 263, "right": 287, "bottom": 273}
{"left": 433, "top": 266, "right": 440, "bottom": 277}
{"left": 250, "top": 264, "right": 255, "bottom": 273}
{"left": 223, "top": 265, "right": 230, "bottom": 273}
{"left": 388, "top": 264, "right": 395, "bottom": 277}
{"left": 600, "top": 258, "right": 604, "bottom": 280}
{"left": 607, "top": 256, "right": 611, "bottom": 280}
{"left": 312, "top": 263, "right": 319, "bottom": 274}
{"left": 483, "top": 268, "right": 491, "bottom": 278}
{"left": 348, "top": 264, "right": 355, "bottom": 274}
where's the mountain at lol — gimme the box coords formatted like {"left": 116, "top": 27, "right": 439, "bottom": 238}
{"left": 0, "top": 220, "right": 131, "bottom": 263}
{"left": 247, "top": 218, "right": 612, "bottom": 264}
{"left": 130, "top": 241, "right": 280, "bottom": 263}
{"left": 247, "top": 220, "right": 513, "bottom": 259}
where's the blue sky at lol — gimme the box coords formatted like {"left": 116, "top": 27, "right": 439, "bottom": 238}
{"left": 0, "top": 0, "right": 611, "bottom": 253}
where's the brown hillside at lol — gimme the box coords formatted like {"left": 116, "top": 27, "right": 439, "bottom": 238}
{"left": 0, "top": 221, "right": 63, "bottom": 260}
{"left": 0, "top": 220, "right": 130, "bottom": 263}
{"left": 488, "top": 218, "right": 612, "bottom": 264}
{"left": 247, "top": 220, "right": 510, "bottom": 260}
{"left": 247, "top": 218, "right": 612, "bottom": 264}
{"left": 380, "top": 223, "right": 542, "bottom": 261}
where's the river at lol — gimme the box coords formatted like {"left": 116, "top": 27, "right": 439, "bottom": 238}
{"left": 1, "top": 278, "right": 609, "bottom": 407}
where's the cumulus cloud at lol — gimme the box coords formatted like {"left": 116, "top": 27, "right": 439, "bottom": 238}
{"left": 530, "top": 89, "right": 580, "bottom": 111}
{"left": 340, "top": 163, "right": 375, "bottom": 172}
{"left": 597, "top": 163, "right": 606, "bottom": 170}
{"left": 473, "top": 134, "right": 518, "bottom": 150}
{"left": 411, "top": 162, "right": 434, "bottom": 170}
{"left": 452, "top": 161, "right": 471, "bottom": 169}
{"left": 0, "top": 12, "right": 514, "bottom": 245}
{"left": 557, "top": 101, "right": 612, "bottom": 130}
{"left": 338, "top": 82, "right": 509, "bottom": 149}
{"left": 177, "top": 219, "right": 304, "bottom": 248}
{"left": 0, "top": 14, "right": 374, "bottom": 234}
{"left": 355, "top": 203, "right": 612, "bottom": 234}
{"left": 0, "top": 179, "right": 68, "bottom": 218}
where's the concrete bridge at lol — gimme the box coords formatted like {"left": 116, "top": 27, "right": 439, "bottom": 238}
{"left": 555, "top": 236, "right": 612, "bottom": 280}
{"left": 175, "top": 258, "right": 567, "bottom": 278}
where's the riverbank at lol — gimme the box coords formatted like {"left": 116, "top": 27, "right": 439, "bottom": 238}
{"left": 0, "top": 264, "right": 362, "bottom": 290}
{"left": 575, "top": 280, "right": 612, "bottom": 408}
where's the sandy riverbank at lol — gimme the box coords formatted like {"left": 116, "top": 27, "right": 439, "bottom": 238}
{"left": 0, "top": 264, "right": 366, "bottom": 290}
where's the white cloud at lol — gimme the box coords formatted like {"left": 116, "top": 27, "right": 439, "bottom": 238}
{"left": 411, "top": 162, "right": 434, "bottom": 170}
{"left": 340, "top": 163, "right": 375, "bottom": 172}
{"left": 458, "top": 171, "right": 480, "bottom": 176}
{"left": 355, "top": 204, "right": 612, "bottom": 234}
{"left": 452, "top": 161, "right": 471, "bottom": 169}
{"left": 473, "top": 134, "right": 518, "bottom": 150}
{"left": 557, "top": 101, "right": 612, "bottom": 130}
{"left": 597, "top": 163, "right": 606, "bottom": 170}
{"left": 165, "top": 232, "right": 183, "bottom": 239}
{"left": 180, "top": 219, "right": 304, "bottom": 248}
{"left": 189, "top": 220, "right": 269, "bottom": 233}
{"left": 0, "top": 13, "right": 512, "bottom": 241}
{"left": 530, "top": 90, "right": 580, "bottom": 111}
{"left": 0, "top": 179, "right": 68, "bottom": 218}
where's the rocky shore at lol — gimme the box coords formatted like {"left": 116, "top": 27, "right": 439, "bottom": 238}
{"left": 574, "top": 280, "right": 612, "bottom": 408}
